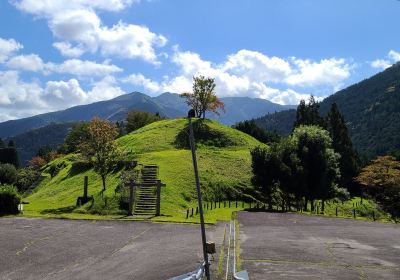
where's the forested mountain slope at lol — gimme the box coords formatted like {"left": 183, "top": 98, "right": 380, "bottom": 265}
{"left": 255, "top": 63, "right": 400, "bottom": 157}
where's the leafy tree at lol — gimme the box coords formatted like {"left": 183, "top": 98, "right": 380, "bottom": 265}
{"left": 125, "top": 111, "right": 163, "bottom": 133}
{"left": 291, "top": 125, "right": 340, "bottom": 211}
{"left": 250, "top": 146, "right": 280, "bottom": 210}
{"left": 293, "top": 96, "right": 324, "bottom": 128}
{"left": 0, "top": 164, "right": 18, "bottom": 185}
{"left": 234, "top": 120, "right": 280, "bottom": 144}
{"left": 356, "top": 156, "right": 400, "bottom": 219}
{"left": 79, "top": 118, "right": 121, "bottom": 192}
{"left": 181, "top": 76, "right": 225, "bottom": 118}
{"left": 276, "top": 138, "right": 304, "bottom": 210}
{"left": 0, "top": 138, "right": 4, "bottom": 148}
{"left": 326, "top": 103, "right": 359, "bottom": 192}
{"left": 64, "top": 122, "right": 90, "bottom": 153}
{"left": 29, "top": 156, "right": 47, "bottom": 170}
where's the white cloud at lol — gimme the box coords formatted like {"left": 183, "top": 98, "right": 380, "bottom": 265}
{"left": 44, "top": 78, "right": 87, "bottom": 108}
{"left": 0, "top": 37, "right": 23, "bottom": 63}
{"left": 12, "top": 0, "right": 135, "bottom": 14}
{"left": 123, "top": 73, "right": 161, "bottom": 93}
{"left": 388, "top": 50, "right": 400, "bottom": 62}
{"left": 87, "top": 75, "right": 124, "bottom": 101}
{"left": 221, "top": 49, "right": 292, "bottom": 82}
{"left": 0, "top": 71, "right": 46, "bottom": 121}
{"left": 286, "top": 58, "right": 351, "bottom": 87}
{"left": 12, "top": 0, "right": 167, "bottom": 64}
{"left": 50, "top": 59, "right": 123, "bottom": 76}
{"left": 371, "top": 50, "right": 400, "bottom": 70}
{"left": 124, "top": 49, "right": 350, "bottom": 105}
{"left": 53, "top": 42, "right": 85, "bottom": 57}
{"left": 371, "top": 59, "right": 391, "bottom": 70}
{"left": 6, "top": 52, "right": 122, "bottom": 77}
{"left": 0, "top": 70, "right": 125, "bottom": 121}
{"left": 6, "top": 54, "right": 45, "bottom": 72}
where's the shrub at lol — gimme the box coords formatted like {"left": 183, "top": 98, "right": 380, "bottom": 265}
{"left": 0, "top": 163, "right": 18, "bottom": 185}
{"left": 0, "top": 184, "right": 21, "bottom": 214}
{"left": 126, "top": 111, "right": 163, "bottom": 133}
{"left": 15, "top": 168, "right": 41, "bottom": 192}
{"left": 175, "top": 120, "right": 236, "bottom": 149}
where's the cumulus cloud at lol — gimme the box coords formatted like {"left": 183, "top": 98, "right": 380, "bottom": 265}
{"left": 0, "top": 70, "right": 125, "bottom": 121}
{"left": 12, "top": 0, "right": 167, "bottom": 64}
{"left": 123, "top": 49, "right": 350, "bottom": 105}
{"left": 0, "top": 37, "right": 23, "bottom": 63}
{"left": 6, "top": 54, "right": 45, "bottom": 72}
{"left": 0, "top": 71, "right": 47, "bottom": 121}
{"left": 6, "top": 53, "right": 122, "bottom": 77}
{"left": 123, "top": 73, "right": 161, "bottom": 93}
{"left": 53, "top": 42, "right": 85, "bottom": 57}
{"left": 371, "top": 50, "right": 400, "bottom": 70}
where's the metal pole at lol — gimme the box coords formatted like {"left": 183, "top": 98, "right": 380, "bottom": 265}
{"left": 188, "top": 116, "right": 210, "bottom": 280}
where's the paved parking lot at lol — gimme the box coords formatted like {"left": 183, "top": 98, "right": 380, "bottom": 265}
{"left": 0, "top": 218, "right": 224, "bottom": 280}
{"left": 238, "top": 212, "right": 400, "bottom": 279}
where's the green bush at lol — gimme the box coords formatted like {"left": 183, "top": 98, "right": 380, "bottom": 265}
{"left": 0, "top": 184, "right": 21, "bottom": 215}
{"left": 175, "top": 120, "right": 237, "bottom": 148}
{"left": 15, "top": 168, "right": 41, "bottom": 192}
{"left": 0, "top": 163, "right": 18, "bottom": 184}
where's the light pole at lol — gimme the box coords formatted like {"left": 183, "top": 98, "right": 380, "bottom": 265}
{"left": 188, "top": 109, "right": 210, "bottom": 280}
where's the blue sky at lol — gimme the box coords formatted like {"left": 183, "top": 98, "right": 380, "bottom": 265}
{"left": 0, "top": 0, "right": 399, "bottom": 121}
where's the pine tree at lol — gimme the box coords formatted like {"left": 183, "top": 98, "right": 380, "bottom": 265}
{"left": 293, "top": 96, "right": 324, "bottom": 129}
{"left": 0, "top": 138, "right": 4, "bottom": 148}
{"left": 326, "top": 103, "right": 359, "bottom": 193}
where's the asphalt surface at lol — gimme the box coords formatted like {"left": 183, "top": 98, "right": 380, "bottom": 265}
{"left": 237, "top": 212, "right": 400, "bottom": 280}
{"left": 0, "top": 218, "right": 225, "bottom": 280}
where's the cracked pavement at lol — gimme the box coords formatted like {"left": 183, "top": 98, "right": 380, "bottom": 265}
{"left": 237, "top": 212, "right": 400, "bottom": 279}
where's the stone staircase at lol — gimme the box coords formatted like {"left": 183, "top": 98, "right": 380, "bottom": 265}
{"left": 133, "top": 165, "right": 159, "bottom": 216}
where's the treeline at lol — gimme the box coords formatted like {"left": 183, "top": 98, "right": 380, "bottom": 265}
{"left": 248, "top": 96, "right": 359, "bottom": 212}
{"left": 246, "top": 96, "right": 400, "bottom": 220}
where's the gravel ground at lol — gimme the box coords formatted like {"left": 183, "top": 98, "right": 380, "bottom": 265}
{"left": 237, "top": 212, "right": 400, "bottom": 280}
{"left": 0, "top": 218, "right": 225, "bottom": 280}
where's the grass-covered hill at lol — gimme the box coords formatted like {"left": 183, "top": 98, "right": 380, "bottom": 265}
{"left": 23, "top": 118, "right": 263, "bottom": 222}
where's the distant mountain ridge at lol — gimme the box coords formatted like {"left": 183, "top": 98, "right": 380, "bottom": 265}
{"left": 0, "top": 92, "right": 294, "bottom": 138}
{"left": 255, "top": 63, "right": 400, "bottom": 157}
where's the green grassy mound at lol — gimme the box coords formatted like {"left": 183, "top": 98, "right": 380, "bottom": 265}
{"left": 23, "top": 118, "right": 264, "bottom": 222}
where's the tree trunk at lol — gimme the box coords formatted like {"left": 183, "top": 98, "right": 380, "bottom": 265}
{"left": 321, "top": 200, "right": 325, "bottom": 214}
{"left": 101, "top": 175, "right": 106, "bottom": 192}
{"left": 310, "top": 199, "right": 315, "bottom": 212}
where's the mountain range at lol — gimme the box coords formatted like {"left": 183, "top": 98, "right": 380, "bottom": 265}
{"left": 0, "top": 92, "right": 295, "bottom": 138}
{"left": 0, "top": 92, "right": 294, "bottom": 164}
{"left": 255, "top": 62, "right": 400, "bottom": 158}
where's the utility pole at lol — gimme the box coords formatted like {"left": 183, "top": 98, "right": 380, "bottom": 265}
{"left": 188, "top": 110, "right": 210, "bottom": 280}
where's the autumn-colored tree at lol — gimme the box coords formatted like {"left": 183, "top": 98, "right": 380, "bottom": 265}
{"left": 181, "top": 76, "right": 225, "bottom": 118}
{"left": 29, "top": 156, "right": 47, "bottom": 170}
{"left": 356, "top": 156, "right": 400, "bottom": 219}
{"left": 79, "top": 118, "right": 121, "bottom": 192}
